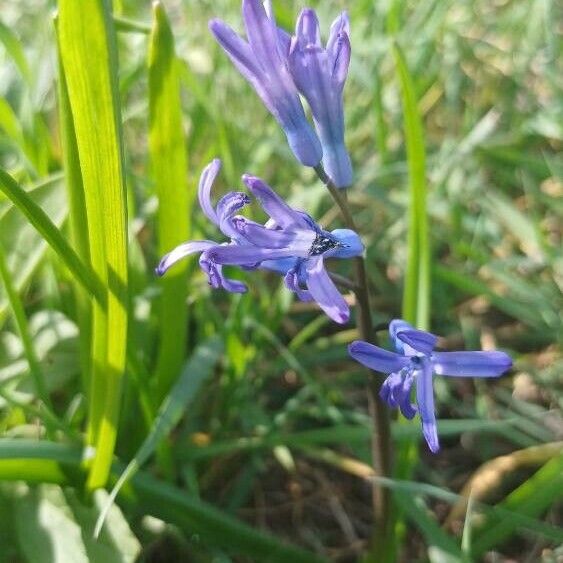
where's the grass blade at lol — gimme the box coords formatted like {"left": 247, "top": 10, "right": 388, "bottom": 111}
{"left": 56, "top": 32, "right": 93, "bottom": 391}
{"left": 392, "top": 41, "right": 431, "bottom": 559}
{"left": 132, "top": 472, "right": 325, "bottom": 563}
{"left": 0, "top": 169, "right": 103, "bottom": 301}
{"left": 0, "top": 20, "right": 32, "bottom": 85}
{"left": 0, "top": 243, "right": 52, "bottom": 413}
{"left": 394, "top": 491, "right": 467, "bottom": 562}
{"left": 148, "top": 1, "right": 192, "bottom": 400}
{"left": 0, "top": 440, "right": 323, "bottom": 562}
{"left": 472, "top": 451, "right": 563, "bottom": 556}
{"left": 393, "top": 42, "right": 430, "bottom": 330}
{"left": 94, "top": 337, "right": 223, "bottom": 537}
{"left": 58, "top": 0, "right": 128, "bottom": 489}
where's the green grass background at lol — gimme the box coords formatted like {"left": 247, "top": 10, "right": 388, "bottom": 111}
{"left": 0, "top": 0, "right": 561, "bottom": 561}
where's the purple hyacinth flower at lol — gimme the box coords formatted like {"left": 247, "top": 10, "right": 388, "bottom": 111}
{"left": 209, "top": 174, "right": 363, "bottom": 323}
{"left": 156, "top": 159, "right": 363, "bottom": 324}
{"left": 209, "top": 0, "right": 322, "bottom": 167}
{"left": 348, "top": 319, "right": 512, "bottom": 452}
{"left": 156, "top": 159, "right": 250, "bottom": 293}
{"left": 288, "top": 9, "right": 353, "bottom": 188}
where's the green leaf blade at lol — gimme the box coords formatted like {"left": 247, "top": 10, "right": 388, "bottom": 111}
{"left": 148, "top": 1, "right": 192, "bottom": 401}
{"left": 393, "top": 42, "right": 430, "bottom": 331}
{"left": 58, "top": 0, "right": 129, "bottom": 490}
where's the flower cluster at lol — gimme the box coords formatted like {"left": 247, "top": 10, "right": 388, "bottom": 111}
{"left": 157, "top": 1, "right": 513, "bottom": 454}
{"left": 156, "top": 159, "right": 363, "bottom": 324}
{"left": 349, "top": 320, "right": 512, "bottom": 451}
{"left": 210, "top": 0, "right": 352, "bottom": 187}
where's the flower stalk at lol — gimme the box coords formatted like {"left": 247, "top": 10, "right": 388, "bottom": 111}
{"left": 315, "top": 164, "right": 394, "bottom": 553}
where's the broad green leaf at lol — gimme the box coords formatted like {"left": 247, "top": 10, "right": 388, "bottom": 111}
{"left": 58, "top": 0, "right": 129, "bottom": 489}
{"left": 0, "top": 312, "right": 80, "bottom": 400}
{"left": 12, "top": 483, "right": 141, "bottom": 562}
{"left": 148, "top": 1, "right": 191, "bottom": 400}
{"left": 14, "top": 484, "right": 88, "bottom": 563}
{"left": 65, "top": 489, "right": 141, "bottom": 563}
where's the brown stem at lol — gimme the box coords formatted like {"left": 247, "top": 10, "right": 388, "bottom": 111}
{"left": 328, "top": 271, "right": 358, "bottom": 292}
{"left": 315, "top": 165, "right": 394, "bottom": 554}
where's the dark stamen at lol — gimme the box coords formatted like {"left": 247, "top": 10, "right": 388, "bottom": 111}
{"left": 309, "top": 233, "right": 341, "bottom": 256}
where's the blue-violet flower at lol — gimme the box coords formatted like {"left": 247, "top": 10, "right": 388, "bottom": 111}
{"left": 156, "top": 159, "right": 363, "bottom": 324}
{"left": 288, "top": 9, "right": 353, "bottom": 187}
{"left": 348, "top": 319, "right": 512, "bottom": 452}
{"left": 209, "top": 0, "right": 322, "bottom": 167}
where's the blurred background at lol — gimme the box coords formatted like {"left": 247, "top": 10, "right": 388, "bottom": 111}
{"left": 0, "top": 0, "right": 561, "bottom": 561}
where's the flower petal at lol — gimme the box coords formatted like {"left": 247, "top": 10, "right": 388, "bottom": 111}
{"left": 326, "top": 11, "right": 350, "bottom": 56}
{"left": 326, "top": 12, "right": 350, "bottom": 88}
{"left": 206, "top": 243, "right": 297, "bottom": 266}
{"left": 242, "top": 0, "right": 282, "bottom": 71}
{"left": 416, "top": 360, "right": 439, "bottom": 453}
{"left": 208, "top": 19, "right": 262, "bottom": 82}
{"left": 284, "top": 263, "right": 313, "bottom": 302}
{"left": 399, "top": 371, "right": 417, "bottom": 419}
{"left": 215, "top": 192, "right": 251, "bottom": 238}
{"left": 305, "top": 255, "right": 349, "bottom": 323}
{"left": 156, "top": 241, "right": 215, "bottom": 276}
{"left": 197, "top": 159, "right": 221, "bottom": 225}
{"left": 216, "top": 265, "right": 248, "bottom": 293}
{"left": 199, "top": 251, "right": 247, "bottom": 293}
{"left": 262, "top": 0, "right": 291, "bottom": 55}
{"left": 231, "top": 217, "right": 313, "bottom": 253}
{"left": 389, "top": 319, "right": 416, "bottom": 355}
{"left": 242, "top": 175, "right": 309, "bottom": 229}
{"left": 389, "top": 319, "right": 414, "bottom": 338}
{"left": 288, "top": 37, "right": 352, "bottom": 187}
{"left": 396, "top": 329, "right": 438, "bottom": 355}
{"left": 260, "top": 257, "right": 299, "bottom": 275}
{"left": 432, "top": 351, "right": 512, "bottom": 378}
{"left": 295, "top": 9, "right": 321, "bottom": 48}
{"left": 276, "top": 26, "right": 292, "bottom": 56}
{"left": 380, "top": 371, "right": 403, "bottom": 407}
{"left": 331, "top": 32, "right": 351, "bottom": 89}
{"left": 325, "top": 228, "right": 363, "bottom": 258}
{"left": 348, "top": 341, "right": 409, "bottom": 374}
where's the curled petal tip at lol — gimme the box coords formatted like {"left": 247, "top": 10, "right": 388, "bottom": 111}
{"left": 348, "top": 341, "right": 362, "bottom": 354}
{"left": 296, "top": 8, "right": 321, "bottom": 47}
{"left": 242, "top": 174, "right": 272, "bottom": 197}
{"left": 425, "top": 432, "right": 440, "bottom": 453}
{"left": 333, "top": 309, "right": 350, "bottom": 324}
{"left": 208, "top": 18, "right": 222, "bottom": 32}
